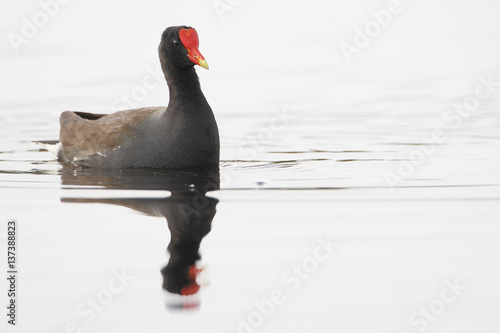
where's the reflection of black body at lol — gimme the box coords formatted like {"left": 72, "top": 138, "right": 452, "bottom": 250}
{"left": 162, "top": 191, "right": 217, "bottom": 295}
{"left": 60, "top": 166, "right": 219, "bottom": 307}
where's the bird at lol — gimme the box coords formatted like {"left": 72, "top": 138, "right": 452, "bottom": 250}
{"left": 43, "top": 26, "right": 219, "bottom": 169}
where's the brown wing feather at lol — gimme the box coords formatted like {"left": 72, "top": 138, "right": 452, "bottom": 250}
{"left": 59, "top": 107, "right": 164, "bottom": 164}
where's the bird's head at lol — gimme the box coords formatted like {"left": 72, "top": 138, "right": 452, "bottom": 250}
{"left": 159, "top": 26, "right": 209, "bottom": 70}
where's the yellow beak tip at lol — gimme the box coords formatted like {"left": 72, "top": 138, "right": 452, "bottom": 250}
{"left": 199, "top": 59, "right": 209, "bottom": 70}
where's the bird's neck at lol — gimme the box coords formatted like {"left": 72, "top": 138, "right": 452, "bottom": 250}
{"left": 163, "top": 65, "right": 204, "bottom": 102}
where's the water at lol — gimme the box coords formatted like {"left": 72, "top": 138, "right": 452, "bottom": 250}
{"left": 1, "top": 1, "right": 500, "bottom": 332}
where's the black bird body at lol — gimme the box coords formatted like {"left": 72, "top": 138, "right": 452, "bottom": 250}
{"left": 57, "top": 26, "right": 219, "bottom": 169}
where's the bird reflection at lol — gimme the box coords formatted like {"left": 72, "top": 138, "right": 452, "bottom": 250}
{"left": 59, "top": 165, "right": 219, "bottom": 310}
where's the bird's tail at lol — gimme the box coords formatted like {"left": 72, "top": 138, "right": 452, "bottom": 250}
{"left": 34, "top": 140, "right": 62, "bottom": 157}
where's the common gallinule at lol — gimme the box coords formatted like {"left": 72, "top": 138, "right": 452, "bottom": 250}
{"left": 55, "top": 26, "right": 219, "bottom": 169}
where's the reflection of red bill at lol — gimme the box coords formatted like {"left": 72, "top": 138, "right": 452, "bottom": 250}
{"left": 179, "top": 28, "right": 209, "bottom": 69}
{"left": 180, "top": 283, "right": 200, "bottom": 296}
{"left": 180, "top": 265, "right": 204, "bottom": 296}
{"left": 182, "top": 302, "right": 200, "bottom": 310}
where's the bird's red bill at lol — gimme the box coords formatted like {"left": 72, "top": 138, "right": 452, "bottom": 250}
{"left": 179, "top": 28, "right": 209, "bottom": 69}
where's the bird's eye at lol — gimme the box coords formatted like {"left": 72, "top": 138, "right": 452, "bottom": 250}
{"left": 173, "top": 40, "right": 180, "bottom": 46}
